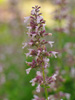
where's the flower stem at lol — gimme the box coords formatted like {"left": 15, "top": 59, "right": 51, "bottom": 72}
{"left": 42, "top": 67, "right": 48, "bottom": 100}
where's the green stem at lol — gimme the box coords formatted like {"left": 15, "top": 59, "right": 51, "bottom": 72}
{"left": 42, "top": 67, "right": 48, "bottom": 100}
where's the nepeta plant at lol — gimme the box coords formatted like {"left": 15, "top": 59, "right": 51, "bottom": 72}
{"left": 23, "top": 5, "right": 58, "bottom": 100}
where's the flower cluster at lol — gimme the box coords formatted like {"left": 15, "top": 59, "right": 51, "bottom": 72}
{"left": 23, "top": 5, "right": 58, "bottom": 100}
{"left": 52, "top": 1, "right": 72, "bottom": 99}
{"left": 53, "top": 0, "right": 75, "bottom": 35}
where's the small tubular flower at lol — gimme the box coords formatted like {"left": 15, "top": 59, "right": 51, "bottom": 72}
{"left": 52, "top": 74, "right": 57, "bottom": 81}
{"left": 51, "top": 51, "right": 58, "bottom": 58}
{"left": 30, "top": 78, "right": 37, "bottom": 86}
{"left": 48, "top": 41, "right": 54, "bottom": 47}
{"left": 22, "top": 42, "right": 27, "bottom": 49}
{"left": 32, "top": 95, "right": 39, "bottom": 100}
{"left": 26, "top": 68, "right": 31, "bottom": 74}
{"left": 36, "top": 84, "right": 41, "bottom": 93}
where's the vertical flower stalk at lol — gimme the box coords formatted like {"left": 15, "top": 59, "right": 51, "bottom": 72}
{"left": 23, "top": 5, "right": 58, "bottom": 100}
{"left": 52, "top": 1, "right": 71, "bottom": 99}
{"left": 53, "top": 0, "right": 69, "bottom": 68}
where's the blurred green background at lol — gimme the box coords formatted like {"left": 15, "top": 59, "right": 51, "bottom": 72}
{"left": 0, "top": 0, "right": 75, "bottom": 100}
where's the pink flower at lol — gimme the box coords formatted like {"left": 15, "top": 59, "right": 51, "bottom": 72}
{"left": 44, "top": 58, "right": 49, "bottom": 62}
{"left": 48, "top": 41, "right": 54, "bottom": 47}
{"left": 32, "top": 95, "right": 39, "bottom": 100}
{"left": 37, "top": 50, "right": 41, "bottom": 56}
{"left": 25, "top": 53, "right": 32, "bottom": 57}
{"left": 51, "top": 51, "right": 58, "bottom": 58}
{"left": 25, "top": 49, "right": 33, "bottom": 57}
{"left": 52, "top": 74, "right": 57, "bottom": 81}
{"left": 25, "top": 53, "right": 30, "bottom": 57}
{"left": 36, "top": 84, "right": 40, "bottom": 93}
{"left": 36, "top": 71, "right": 42, "bottom": 76}
{"left": 26, "top": 68, "right": 31, "bottom": 74}
{"left": 65, "top": 93, "right": 70, "bottom": 100}
{"left": 28, "top": 41, "right": 33, "bottom": 46}
{"left": 48, "top": 97, "right": 50, "bottom": 100}
{"left": 35, "top": 26, "right": 38, "bottom": 32}
{"left": 22, "top": 43, "right": 27, "bottom": 49}
{"left": 31, "top": 9, "right": 36, "bottom": 15}
{"left": 44, "top": 63, "right": 48, "bottom": 68}
{"left": 30, "top": 78, "right": 36, "bottom": 86}
{"left": 32, "top": 34, "right": 36, "bottom": 39}
{"left": 28, "top": 49, "right": 33, "bottom": 51}
{"left": 43, "top": 58, "right": 49, "bottom": 68}
{"left": 37, "top": 16, "right": 43, "bottom": 23}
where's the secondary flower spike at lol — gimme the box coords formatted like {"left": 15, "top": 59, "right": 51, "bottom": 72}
{"left": 23, "top": 5, "right": 58, "bottom": 100}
